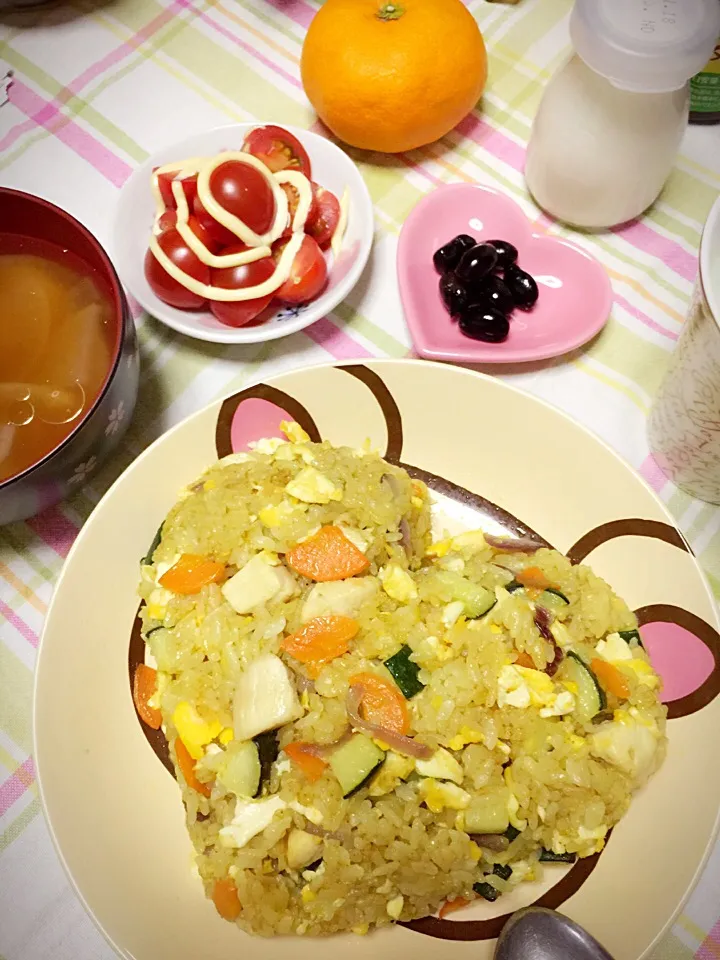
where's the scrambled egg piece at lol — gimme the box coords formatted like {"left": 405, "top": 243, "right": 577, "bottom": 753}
{"left": 451, "top": 530, "right": 487, "bottom": 551}
{"left": 468, "top": 841, "right": 482, "bottom": 862}
{"left": 173, "top": 702, "right": 223, "bottom": 760}
{"left": 427, "top": 530, "right": 486, "bottom": 558}
{"left": 416, "top": 747, "right": 464, "bottom": 784}
{"left": 590, "top": 710, "right": 661, "bottom": 782}
{"left": 442, "top": 600, "right": 465, "bottom": 628}
{"left": 426, "top": 538, "right": 452, "bottom": 558}
{"left": 288, "top": 801, "right": 323, "bottom": 825}
{"left": 539, "top": 690, "right": 575, "bottom": 719}
{"left": 550, "top": 621, "right": 573, "bottom": 648}
{"left": 280, "top": 420, "right": 310, "bottom": 443}
{"left": 497, "top": 665, "right": 575, "bottom": 717}
{"left": 506, "top": 791, "right": 527, "bottom": 830}
{"left": 379, "top": 564, "right": 417, "bottom": 602}
{"left": 147, "top": 586, "right": 173, "bottom": 621}
{"left": 595, "top": 633, "right": 633, "bottom": 662}
{"left": 258, "top": 499, "right": 306, "bottom": 527}
{"left": 219, "top": 795, "right": 286, "bottom": 849}
{"left": 447, "top": 726, "right": 484, "bottom": 751}
{"left": 386, "top": 895, "right": 404, "bottom": 919}
{"left": 337, "top": 525, "right": 370, "bottom": 554}
{"left": 624, "top": 658, "right": 661, "bottom": 689}
{"left": 504, "top": 767, "right": 528, "bottom": 829}
{"left": 144, "top": 554, "right": 181, "bottom": 619}
{"left": 218, "top": 727, "right": 234, "bottom": 745}
{"left": 419, "top": 779, "right": 471, "bottom": 813}
{"left": 286, "top": 467, "right": 342, "bottom": 504}
{"left": 369, "top": 752, "right": 415, "bottom": 796}
{"left": 251, "top": 437, "right": 287, "bottom": 456}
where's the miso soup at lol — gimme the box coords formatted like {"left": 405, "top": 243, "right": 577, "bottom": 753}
{"left": 0, "top": 235, "right": 114, "bottom": 483}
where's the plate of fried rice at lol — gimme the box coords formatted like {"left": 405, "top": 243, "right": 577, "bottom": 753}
{"left": 35, "top": 360, "right": 720, "bottom": 960}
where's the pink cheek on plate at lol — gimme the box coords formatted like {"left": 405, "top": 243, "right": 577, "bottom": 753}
{"left": 230, "top": 398, "right": 288, "bottom": 452}
{"left": 642, "top": 622, "right": 716, "bottom": 703}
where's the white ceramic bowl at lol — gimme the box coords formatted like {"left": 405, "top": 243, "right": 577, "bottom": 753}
{"left": 112, "top": 124, "right": 374, "bottom": 344}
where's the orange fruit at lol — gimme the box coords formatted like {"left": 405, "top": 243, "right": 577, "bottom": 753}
{"left": 301, "top": 0, "right": 487, "bottom": 154}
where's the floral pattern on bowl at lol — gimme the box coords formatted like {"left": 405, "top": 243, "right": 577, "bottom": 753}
{"left": 398, "top": 184, "right": 613, "bottom": 364}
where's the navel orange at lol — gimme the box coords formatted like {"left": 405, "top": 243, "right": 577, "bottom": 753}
{"left": 301, "top": 0, "right": 488, "bottom": 154}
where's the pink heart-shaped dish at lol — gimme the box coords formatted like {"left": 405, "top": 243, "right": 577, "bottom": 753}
{"left": 398, "top": 183, "right": 613, "bottom": 364}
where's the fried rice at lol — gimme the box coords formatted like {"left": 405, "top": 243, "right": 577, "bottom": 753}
{"left": 136, "top": 424, "right": 667, "bottom": 936}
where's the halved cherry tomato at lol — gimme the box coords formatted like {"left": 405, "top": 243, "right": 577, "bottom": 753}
{"left": 157, "top": 210, "right": 222, "bottom": 254}
{"left": 144, "top": 228, "right": 209, "bottom": 309}
{"left": 193, "top": 194, "right": 238, "bottom": 248}
{"left": 154, "top": 170, "right": 198, "bottom": 210}
{"left": 275, "top": 235, "right": 327, "bottom": 304}
{"left": 207, "top": 160, "right": 276, "bottom": 236}
{"left": 279, "top": 182, "right": 318, "bottom": 239}
{"left": 305, "top": 183, "right": 340, "bottom": 250}
{"left": 209, "top": 244, "right": 277, "bottom": 327}
{"left": 157, "top": 210, "right": 176, "bottom": 233}
{"left": 243, "top": 125, "right": 311, "bottom": 177}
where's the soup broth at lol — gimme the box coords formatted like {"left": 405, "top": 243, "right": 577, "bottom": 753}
{"left": 0, "top": 235, "right": 114, "bottom": 483}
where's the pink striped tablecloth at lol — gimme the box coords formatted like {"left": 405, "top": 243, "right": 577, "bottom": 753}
{"left": 1, "top": 0, "right": 720, "bottom": 957}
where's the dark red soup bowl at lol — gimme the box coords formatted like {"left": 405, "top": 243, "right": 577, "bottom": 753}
{"left": 0, "top": 188, "right": 139, "bottom": 525}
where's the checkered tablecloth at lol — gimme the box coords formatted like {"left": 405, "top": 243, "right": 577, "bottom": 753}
{"left": 1, "top": 1, "right": 719, "bottom": 957}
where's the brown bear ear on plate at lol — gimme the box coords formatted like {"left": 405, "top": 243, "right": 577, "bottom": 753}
{"left": 567, "top": 518, "right": 720, "bottom": 720}
{"left": 566, "top": 519, "right": 691, "bottom": 565}
{"left": 215, "top": 384, "right": 322, "bottom": 459}
{"left": 634, "top": 605, "right": 720, "bottom": 720}
{"left": 338, "top": 364, "right": 404, "bottom": 462}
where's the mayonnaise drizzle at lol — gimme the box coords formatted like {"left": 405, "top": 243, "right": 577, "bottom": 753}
{"left": 196, "top": 151, "right": 288, "bottom": 248}
{"left": 150, "top": 157, "right": 207, "bottom": 218}
{"left": 274, "top": 170, "right": 314, "bottom": 235}
{"left": 171, "top": 179, "right": 272, "bottom": 269}
{"left": 148, "top": 230, "right": 304, "bottom": 302}
{"left": 331, "top": 187, "right": 349, "bottom": 260}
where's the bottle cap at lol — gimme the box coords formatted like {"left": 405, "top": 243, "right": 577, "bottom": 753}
{"left": 571, "top": 0, "right": 720, "bottom": 93}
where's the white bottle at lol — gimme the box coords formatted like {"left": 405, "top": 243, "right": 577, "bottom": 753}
{"left": 525, "top": 0, "right": 720, "bottom": 229}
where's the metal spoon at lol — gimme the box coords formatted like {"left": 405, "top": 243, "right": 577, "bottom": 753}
{"left": 495, "top": 907, "right": 615, "bottom": 960}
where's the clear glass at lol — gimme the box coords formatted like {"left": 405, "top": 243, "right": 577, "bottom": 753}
{"left": 525, "top": 55, "right": 689, "bottom": 229}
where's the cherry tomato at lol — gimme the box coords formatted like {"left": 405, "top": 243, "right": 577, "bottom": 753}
{"left": 209, "top": 244, "right": 277, "bottom": 327}
{"left": 279, "top": 182, "right": 318, "bottom": 239}
{"left": 275, "top": 235, "right": 327, "bottom": 304}
{"left": 157, "top": 211, "right": 221, "bottom": 254}
{"left": 243, "top": 125, "right": 311, "bottom": 177}
{"left": 192, "top": 194, "right": 238, "bottom": 248}
{"left": 157, "top": 210, "right": 177, "bottom": 233}
{"left": 207, "top": 160, "right": 276, "bottom": 236}
{"left": 154, "top": 170, "right": 198, "bottom": 210}
{"left": 144, "top": 228, "right": 209, "bottom": 309}
{"left": 305, "top": 184, "right": 341, "bottom": 250}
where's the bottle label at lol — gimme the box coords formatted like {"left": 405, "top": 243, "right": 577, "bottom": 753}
{"left": 691, "top": 43, "right": 720, "bottom": 113}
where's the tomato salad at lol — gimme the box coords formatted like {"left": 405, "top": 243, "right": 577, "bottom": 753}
{"left": 144, "top": 125, "right": 348, "bottom": 328}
